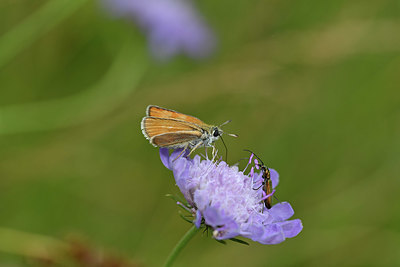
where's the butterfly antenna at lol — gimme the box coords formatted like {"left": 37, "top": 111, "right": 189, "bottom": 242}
{"left": 219, "top": 120, "right": 238, "bottom": 138}
{"left": 243, "top": 149, "right": 265, "bottom": 166}
{"left": 219, "top": 120, "right": 231, "bottom": 127}
{"left": 220, "top": 136, "right": 228, "bottom": 162}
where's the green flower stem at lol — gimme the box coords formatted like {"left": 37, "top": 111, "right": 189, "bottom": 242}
{"left": 163, "top": 225, "right": 200, "bottom": 267}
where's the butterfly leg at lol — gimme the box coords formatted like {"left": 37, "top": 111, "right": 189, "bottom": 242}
{"left": 211, "top": 145, "right": 218, "bottom": 159}
{"left": 172, "top": 143, "right": 190, "bottom": 162}
{"left": 188, "top": 141, "right": 204, "bottom": 156}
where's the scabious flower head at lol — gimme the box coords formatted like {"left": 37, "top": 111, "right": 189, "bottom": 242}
{"left": 102, "top": 0, "right": 216, "bottom": 61}
{"left": 160, "top": 148, "right": 303, "bottom": 245}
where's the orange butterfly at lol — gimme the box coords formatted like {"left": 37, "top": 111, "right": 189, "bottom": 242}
{"left": 141, "top": 105, "right": 237, "bottom": 158}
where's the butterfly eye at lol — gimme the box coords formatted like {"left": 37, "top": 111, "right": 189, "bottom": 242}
{"left": 213, "top": 128, "right": 220, "bottom": 137}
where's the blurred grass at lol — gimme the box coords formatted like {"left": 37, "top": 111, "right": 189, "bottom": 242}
{"left": 0, "top": 0, "right": 399, "bottom": 266}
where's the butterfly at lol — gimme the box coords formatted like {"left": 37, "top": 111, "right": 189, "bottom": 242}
{"left": 141, "top": 105, "right": 237, "bottom": 159}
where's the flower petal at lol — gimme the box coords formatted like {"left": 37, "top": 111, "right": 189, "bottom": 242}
{"left": 258, "top": 224, "right": 286, "bottom": 244}
{"left": 277, "top": 219, "right": 303, "bottom": 238}
{"left": 270, "top": 168, "right": 279, "bottom": 188}
{"left": 254, "top": 159, "right": 259, "bottom": 169}
{"left": 213, "top": 220, "right": 240, "bottom": 240}
{"left": 170, "top": 156, "right": 195, "bottom": 204}
{"left": 194, "top": 210, "right": 202, "bottom": 228}
{"left": 203, "top": 205, "right": 226, "bottom": 227}
{"left": 172, "top": 156, "right": 188, "bottom": 180}
{"left": 268, "top": 202, "right": 294, "bottom": 221}
{"left": 193, "top": 189, "right": 208, "bottom": 210}
{"left": 248, "top": 153, "right": 254, "bottom": 165}
{"left": 159, "top": 148, "right": 171, "bottom": 169}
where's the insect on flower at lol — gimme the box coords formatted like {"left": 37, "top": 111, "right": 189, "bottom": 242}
{"left": 141, "top": 105, "right": 237, "bottom": 159}
{"left": 160, "top": 148, "right": 303, "bottom": 244}
{"left": 244, "top": 149, "right": 274, "bottom": 209}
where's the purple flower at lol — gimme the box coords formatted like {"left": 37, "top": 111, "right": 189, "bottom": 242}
{"left": 160, "top": 148, "right": 303, "bottom": 245}
{"left": 102, "top": 0, "right": 216, "bottom": 60}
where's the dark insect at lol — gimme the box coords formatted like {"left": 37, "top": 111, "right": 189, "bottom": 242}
{"left": 244, "top": 149, "right": 273, "bottom": 209}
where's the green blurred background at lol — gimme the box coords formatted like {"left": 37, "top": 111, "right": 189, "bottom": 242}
{"left": 1, "top": 0, "right": 399, "bottom": 266}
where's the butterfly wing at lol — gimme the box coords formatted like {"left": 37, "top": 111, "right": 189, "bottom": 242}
{"left": 141, "top": 117, "right": 203, "bottom": 140}
{"left": 146, "top": 105, "right": 206, "bottom": 126}
{"left": 150, "top": 131, "right": 202, "bottom": 148}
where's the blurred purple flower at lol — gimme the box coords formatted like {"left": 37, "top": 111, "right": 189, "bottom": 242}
{"left": 102, "top": 0, "right": 216, "bottom": 60}
{"left": 160, "top": 148, "right": 303, "bottom": 245}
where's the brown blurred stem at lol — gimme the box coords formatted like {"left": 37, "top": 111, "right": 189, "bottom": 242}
{"left": 0, "top": 227, "right": 68, "bottom": 264}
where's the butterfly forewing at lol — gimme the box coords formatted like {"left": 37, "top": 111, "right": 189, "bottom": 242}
{"left": 150, "top": 132, "right": 202, "bottom": 147}
{"left": 142, "top": 117, "right": 203, "bottom": 140}
{"left": 147, "top": 105, "right": 206, "bottom": 126}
